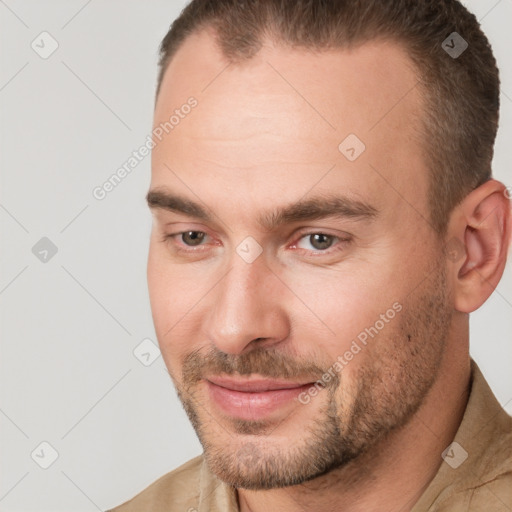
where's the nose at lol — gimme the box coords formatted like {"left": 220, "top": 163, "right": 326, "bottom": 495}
{"left": 203, "top": 251, "right": 290, "bottom": 355}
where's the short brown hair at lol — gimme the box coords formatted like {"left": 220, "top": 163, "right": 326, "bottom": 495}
{"left": 156, "top": 0, "right": 500, "bottom": 234}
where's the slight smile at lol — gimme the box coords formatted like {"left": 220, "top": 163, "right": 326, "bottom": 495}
{"left": 205, "top": 375, "right": 316, "bottom": 421}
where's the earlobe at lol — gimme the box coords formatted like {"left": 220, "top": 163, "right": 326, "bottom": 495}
{"left": 451, "top": 180, "right": 511, "bottom": 313}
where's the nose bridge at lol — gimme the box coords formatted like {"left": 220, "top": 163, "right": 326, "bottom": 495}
{"left": 204, "top": 250, "right": 289, "bottom": 354}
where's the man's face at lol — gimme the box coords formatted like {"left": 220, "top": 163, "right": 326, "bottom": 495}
{"left": 148, "top": 31, "right": 453, "bottom": 489}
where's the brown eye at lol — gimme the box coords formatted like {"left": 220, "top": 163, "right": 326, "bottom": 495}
{"left": 181, "top": 231, "right": 206, "bottom": 246}
{"left": 307, "top": 233, "right": 335, "bottom": 251}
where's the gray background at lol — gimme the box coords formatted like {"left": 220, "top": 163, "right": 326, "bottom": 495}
{"left": 0, "top": 1, "right": 510, "bottom": 510}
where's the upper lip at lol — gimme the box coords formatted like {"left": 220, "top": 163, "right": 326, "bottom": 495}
{"left": 206, "top": 375, "right": 314, "bottom": 392}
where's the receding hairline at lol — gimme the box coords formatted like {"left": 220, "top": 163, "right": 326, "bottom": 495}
{"left": 154, "top": 27, "right": 437, "bottom": 233}
{"left": 156, "top": 24, "right": 423, "bottom": 101}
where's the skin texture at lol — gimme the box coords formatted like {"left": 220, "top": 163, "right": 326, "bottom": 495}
{"left": 148, "top": 30, "right": 511, "bottom": 512}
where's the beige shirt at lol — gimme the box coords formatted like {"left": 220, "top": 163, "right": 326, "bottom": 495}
{"left": 107, "top": 361, "right": 512, "bottom": 511}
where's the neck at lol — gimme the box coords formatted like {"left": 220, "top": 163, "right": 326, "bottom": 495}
{"left": 237, "top": 335, "right": 471, "bottom": 512}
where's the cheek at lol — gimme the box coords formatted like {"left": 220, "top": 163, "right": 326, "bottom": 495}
{"left": 147, "top": 243, "right": 193, "bottom": 324}
{"left": 282, "top": 264, "right": 402, "bottom": 355}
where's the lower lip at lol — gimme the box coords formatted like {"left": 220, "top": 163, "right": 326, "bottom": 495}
{"left": 205, "top": 380, "right": 313, "bottom": 420}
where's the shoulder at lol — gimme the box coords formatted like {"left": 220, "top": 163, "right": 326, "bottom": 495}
{"left": 106, "top": 455, "right": 204, "bottom": 512}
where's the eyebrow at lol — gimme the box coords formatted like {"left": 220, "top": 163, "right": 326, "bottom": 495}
{"left": 146, "top": 189, "right": 378, "bottom": 230}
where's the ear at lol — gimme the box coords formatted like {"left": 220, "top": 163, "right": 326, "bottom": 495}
{"left": 446, "top": 179, "right": 511, "bottom": 313}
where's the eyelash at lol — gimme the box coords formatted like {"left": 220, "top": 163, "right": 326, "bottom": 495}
{"left": 161, "top": 230, "right": 352, "bottom": 257}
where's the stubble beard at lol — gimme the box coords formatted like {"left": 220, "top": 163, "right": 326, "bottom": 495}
{"left": 174, "top": 260, "right": 451, "bottom": 490}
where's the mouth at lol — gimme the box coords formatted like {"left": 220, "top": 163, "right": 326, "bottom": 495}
{"left": 204, "top": 375, "right": 316, "bottom": 421}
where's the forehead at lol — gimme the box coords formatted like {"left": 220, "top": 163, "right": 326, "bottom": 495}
{"left": 151, "top": 30, "right": 428, "bottom": 229}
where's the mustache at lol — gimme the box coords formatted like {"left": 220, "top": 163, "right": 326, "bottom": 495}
{"left": 181, "top": 346, "right": 335, "bottom": 387}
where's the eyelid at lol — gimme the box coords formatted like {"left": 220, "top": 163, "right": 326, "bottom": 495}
{"left": 292, "top": 227, "right": 352, "bottom": 241}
